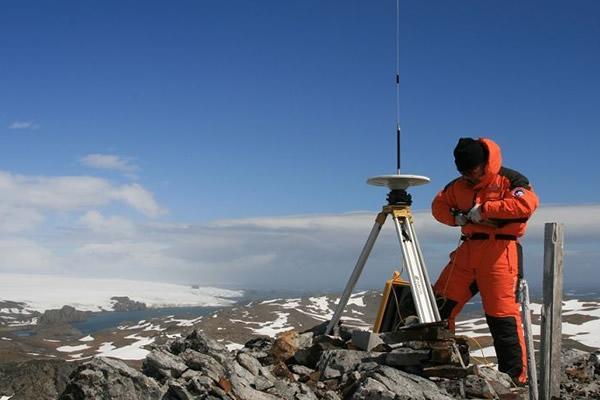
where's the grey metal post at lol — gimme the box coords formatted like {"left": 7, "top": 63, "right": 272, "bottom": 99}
{"left": 326, "top": 212, "right": 388, "bottom": 335}
{"left": 539, "top": 223, "right": 564, "bottom": 400}
{"left": 519, "top": 279, "right": 538, "bottom": 400}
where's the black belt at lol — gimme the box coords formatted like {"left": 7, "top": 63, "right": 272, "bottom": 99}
{"left": 461, "top": 233, "right": 518, "bottom": 241}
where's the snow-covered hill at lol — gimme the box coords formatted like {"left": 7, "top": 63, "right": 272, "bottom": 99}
{"left": 1, "top": 289, "right": 598, "bottom": 366}
{"left": 0, "top": 273, "right": 243, "bottom": 328}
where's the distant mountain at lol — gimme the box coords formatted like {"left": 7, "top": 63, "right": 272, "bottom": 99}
{"left": 1, "top": 290, "right": 597, "bottom": 366}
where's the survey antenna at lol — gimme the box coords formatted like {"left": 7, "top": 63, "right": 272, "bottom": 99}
{"left": 326, "top": 1, "right": 443, "bottom": 339}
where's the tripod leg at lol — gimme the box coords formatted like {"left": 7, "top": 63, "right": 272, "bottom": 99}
{"left": 326, "top": 212, "right": 387, "bottom": 335}
{"left": 392, "top": 215, "right": 439, "bottom": 323}
{"left": 406, "top": 218, "right": 441, "bottom": 321}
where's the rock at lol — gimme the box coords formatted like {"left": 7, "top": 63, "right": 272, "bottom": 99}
{"left": 209, "top": 384, "right": 230, "bottom": 399}
{"left": 321, "top": 390, "right": 342, "bottom": 400}
{"left": 258, "top": 365, "right": 278, "bottom": 382}
{"left": 186, "top": 374, "right": 214, "bottom": 392}
{"left": 435, "top": 378, "right": 466, "bottom": 398}
{"left": 339, "top": 324, "right": 361, "bottom": 342}
{"left": 294, "top": 336, "right": 347, "bottom": 369}
{"left": 170, "top": 330, "right": 228, "bottom": 363}
{"left": 110, "top": 296, "right": 147, "bottom": 312}
{"left": 384, "top": 348, "right": 431, "bottom": 367}
{"left": 294, "top": 345, "right": 324, "bottom": 369}
{"left": 266, "top": 379, "right": 319, "bottom": 400}
{"left": 317, "top": 350, "right": 384, "bottom": 379}
{"left": 348, "top": 365, "right": 454, "bottom": 400}
{"left": 290, "top": 364, "right": 315, "bottom": 377}
{"left": 422, "top": 365, "right": 469, "bottom": 379}
{"left": 244, "top": 337, "right": 275, "bottom": 353}
{"left": 164, "top": 380, "right": 195, "bottom": 400}
{"left": 237, "top": 352, "right": 262, "bottom": 376}
{"left": 0, "top": 359, "right": 76, "bottom": 400}
{"left": 474, "top": 365, "right": 513, "bottom": 394}
{"left": 464, "top": 375, "right": 497, "bottom": 399}
{"left": 143, "top": 348, "right": 188, "bottom": 381}
{"left": 241, "top": 337, "right": 275, "bottom": 365}
{"left": 297, "top": 332, "right": 314, "bottom": 349}
{"left": 59, "top": 357, "right": 163, "bottom": 400}
{"left": 254, "top": 375, "right": 275, "bottom": 391}
{"left": 180, "top": 349, "right": 224, "bottom": 382}
{"left": 560, "top": 349, "right": 600, "bottom": 399}
{"left": 229, "top": 371, "right": 281, "bottom": 400}
{"left": 351, "top": 330, "right": 384, "bottom": 352}
{"left": 226, "top": 359, "right": 257, "bottom": 385}
{"left": 272, "top": 361, "right": 296, "bottom": 380}
{"left": 218, "top": 376, "right": 232, "bottom": 393}
{"left": 271, "top": 330, "right": 299, "bottom": 362}
{"left": 37, "top": 305, "right": 90, "bottom": 326}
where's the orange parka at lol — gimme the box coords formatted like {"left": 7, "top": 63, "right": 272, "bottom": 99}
{"left": 432, "top": 138, "right": 539, "bottom": 237}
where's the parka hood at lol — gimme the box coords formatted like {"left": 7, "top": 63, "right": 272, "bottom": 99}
{"left": 474, "top": 138, "right": 502, "bottom": 189}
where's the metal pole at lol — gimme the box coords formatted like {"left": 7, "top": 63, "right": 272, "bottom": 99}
{"left": 326, "top": 212, "right": 388, "bottom": 335}
{"left": 519, "top": 279, "right": 539, "bottom": 400}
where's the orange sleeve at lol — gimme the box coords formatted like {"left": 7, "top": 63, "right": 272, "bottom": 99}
{"left": 432, "top": 182, "right": 459, "bottom": 226}
{"left": 482, "top": 186, "right": 539, "bottom": 220}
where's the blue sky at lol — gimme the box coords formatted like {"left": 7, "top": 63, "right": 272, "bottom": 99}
{"left": 1, "top": 1, "right": 599, "bottom": 290}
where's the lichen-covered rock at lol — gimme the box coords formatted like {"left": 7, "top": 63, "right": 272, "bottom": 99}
{"left": 317, "top": 350, "right": 384, "bottom": 380}
{"left": 266, "top": 379, "right": 319, "bottom": 400}
{"left": 143, "top": 348, "right": 188, "bottom": 381}
{"left": 59, "top": 357, "right": 163, "bottom": 400}
{"left": 349, "top": 366, "right": 454, "bottom": 400}
{"left": 0, "top": 359, "right": 76, "bottom": 400}
{"left": 170, "top": 330, "right": 230, "bottom": 364}
{"left": 464, "top": 375, "right": 496, "bottom": 399}
{"left": 237, "top": 352, "right": 262, "bottom": 376}
{"left": 271, "top": 330, "right": 300, "bottom": 362}
{"left": 180, "top": 349, "right": 224, "bottom": 382}
{"left": 294, "top": 336, "right": 348, "bottom": 369}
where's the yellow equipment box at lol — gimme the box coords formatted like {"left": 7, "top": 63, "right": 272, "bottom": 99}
{"left": 373, "top": 271, "right": 418, "bottom": 333}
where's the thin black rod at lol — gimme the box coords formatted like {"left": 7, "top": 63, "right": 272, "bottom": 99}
{"left": 395, "top": 0, "right": 401, "bottom": 174}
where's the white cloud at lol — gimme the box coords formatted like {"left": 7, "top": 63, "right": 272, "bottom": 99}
{"left": 111, "top": 183, "right": 166, "bottom": 217}
{"left": 0, "top": 201, "right": 597, "bottom": 290}
{"left": 79, "top": 211, "right": 136, "bottom": 237}
{"left": 79, "top": 154, "right": 139, "bottom": 177}
{"left": 8, "top": 121, "right": 39, "bottom": 130}
{"left": 0, "top": 239, "right": 59, "bottom": 273}
{"left": 0, "top": 171, "right": 166, "bottom": 226}
{"left": 0, "top": 205, "right": 44, "bottom": 233}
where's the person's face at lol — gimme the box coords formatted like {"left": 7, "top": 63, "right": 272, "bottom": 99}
{"left": 461, "top": 164, "right": 485, "bottom": 185}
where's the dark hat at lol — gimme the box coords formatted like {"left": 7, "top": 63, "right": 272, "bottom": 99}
{"left": 454, "top": 138, "right": 488, "bottom": 173}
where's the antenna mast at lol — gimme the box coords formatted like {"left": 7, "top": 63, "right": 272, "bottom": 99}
{"left": 395, "top": 0, "right": 401, "bottom": 175}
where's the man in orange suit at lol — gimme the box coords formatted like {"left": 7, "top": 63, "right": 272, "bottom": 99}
{"left": 432, "top": 137, "right": 539, "bottom": 384}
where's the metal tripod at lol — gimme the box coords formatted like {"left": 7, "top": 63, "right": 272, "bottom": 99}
{"left": 326, "top": 190, "right": 440, "bottom": 335}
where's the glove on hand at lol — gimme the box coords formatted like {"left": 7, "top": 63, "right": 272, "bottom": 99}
{"left": 454, "top": 213, "right": 468, "bottom": 226}
{"left": 467, "top": 204, "right": 483, "bottom": 223}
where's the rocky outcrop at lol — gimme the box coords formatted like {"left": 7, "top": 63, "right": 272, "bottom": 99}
{"left": 37, "top": 305, "right": 90, "bottom": 326}
{"left": 111, "top": 296, "right": 147, "bottom": 312}
{"left": 60, "top": 357, "right": 163, "bottom": 400}
{"left": 58, "top": 324, "right": 533, "bottom": 400}
{"left": 0, "top": 359, "right": 76, "bottom": 400}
